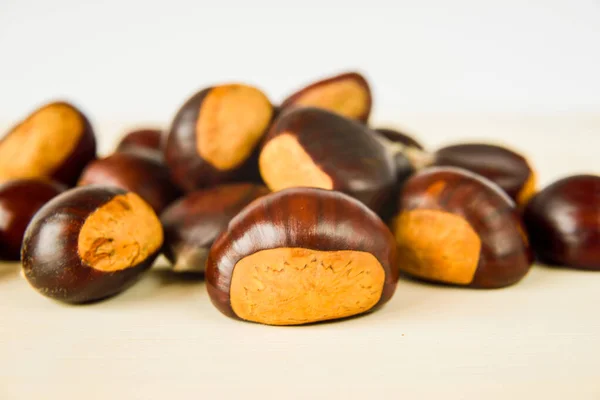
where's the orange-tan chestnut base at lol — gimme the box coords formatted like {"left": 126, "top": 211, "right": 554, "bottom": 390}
{"left": 230, "top": 248, "right": 385, "bottom": 326}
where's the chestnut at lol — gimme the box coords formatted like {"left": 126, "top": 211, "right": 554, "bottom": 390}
{"left": 160, "top": 183, "right": 270, "bottom": 274}
{"left": 116, "top": 128, "right": 163, "bottom": 152}
{"left": 373, "top": 127, "right": 424, "bottom": 151}
{"left": 78, "top": 150, "right": 180, "bottom": 213}
{"left": 523, "top": 174, "right": 600, "bottom": 270}
{"left": 392, "top": 166, "right": 533, "bottom": 288}
{"left": 206, "top": 187, "right": 398, "bottom": 326}
{"left": 164, "top": 83, "right": 274, "bottom": 191}
{"left": 0, "top": 179, "right": 66, "bottom": 260}
{"left": 258, "top": 107, "right": 397, "bottom": 214}
{"left": 0, "top": 101, "right": 96, "bottom": 186}
{"left": 432, "top": 143, "right": 537, "bottom": 207}
{"left": 280, "top": 71, "right": 372, "bottom": 123}
{"left": 21, "top": 186, "right": 163, "bottom": 303}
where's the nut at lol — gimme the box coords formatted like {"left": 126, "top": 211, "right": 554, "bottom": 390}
{"left": 116, "top": 128, "right": 163, "bottom": 152}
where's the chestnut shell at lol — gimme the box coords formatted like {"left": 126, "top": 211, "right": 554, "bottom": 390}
{"left": 116, "top": 128, "right": 163, "bottom": 152}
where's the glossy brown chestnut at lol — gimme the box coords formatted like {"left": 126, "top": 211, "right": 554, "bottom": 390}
{"left": 0, "top": 101, "right": 96, "bottom": 186}
{"left": 78, "top": 150, "right": 180, "bottom": 213}
{"left": 21, "top": 186, "right": 163, "bottom": 303}
{"left": 373, "top": 127, "right": 424, "bottom": 151}
{"left": 116, "top": 128, "right": 163, "bottom": 152}
{"left": 206, "top": 187, "right": 398, "bottom": 326}
{"left": 0, "top": 179, "right": 66, "bottom": 260}
{"left": 164, "top": 83, "right": 274, "bottom": 191}
{"left": 432, "top": 143, "right": 537, "bottom": 207}
{"left": 392, "top": 166, "right": 533, "bottom": 288}
{"left": 258, "top": 107, "right": 397, "bottom": 214}
{"left": 523, "top": 175, "right": 600, "bottom": 270}
{"left": 160, "top": 183, "right": 270, "bottom": 274}
{"left": 280, "top": 72, "right": 372, "bottom": 123}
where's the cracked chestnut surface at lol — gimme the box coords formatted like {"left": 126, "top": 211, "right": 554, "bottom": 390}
{"left": 206, "top": 187, "right": 398, "bottom": 326}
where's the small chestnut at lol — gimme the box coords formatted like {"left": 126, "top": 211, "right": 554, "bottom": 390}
{"left": 0, "top": 101, "right": 96, "bottom": 186}
{"left": 206, "top": 187, "right": 398, "bottom": 326}
{"left": 373, "top": 127, "right": 424, "bottom": 151}
{"left": 0, "top": 179, "right": 66, "bottom": 260}
{"left": 164, "top": 83, "right": 274, "bottom": 191}
{"left": 258, "top": 107, "right": 397, "bottom": 214}
{"left": 280, "top": 71, "right": 372, "bottom": 123}
{"left": 523, "top": 174, "right": 600, "bottom": 270}
{"left": 392, "top": 166, "right": 533, "bottom": 288}
{"left": 116, "top": 128, "right": 163, "bottom": 152}
{"left": 21, "top": 186, "right": 163, "bottom": 303}
{"left": 78, "top": 150, "right": 180, "bottom": 213}
{"left": 160, "top": 183, "right": 270, "bottom": 274}
{"left": 432, "top": 143, "right": 537, "bottom": 206}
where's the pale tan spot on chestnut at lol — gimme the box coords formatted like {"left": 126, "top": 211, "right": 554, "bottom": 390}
{"left": 426, "top": 180, "right": 447, "bottom": 198}
{"left": 196, "top": 84, "right": 273, "bottom": 171}
{"left": 78, "top": 193, "right": 163, "bottom": 272}
{"left": 393, "top": 209, "right": 481, "bottom": 285}
{"left": 0, "top": 103, "right": 84, "bottom": 183}
{"left": 517, "top": 171, "right": 537, "bottom": 208}
{"left": 293, "top": 79, "right": 369, "bottom": 120}
{"left": 259, "top": 133, "right": 333, "bottom": 192}
{"left": 230, "top": 247, "right": 386, "bottom": 325}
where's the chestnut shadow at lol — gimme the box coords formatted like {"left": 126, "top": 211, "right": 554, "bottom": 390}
{"left": 0, "top": 261, "right": 22, "bottom": 281}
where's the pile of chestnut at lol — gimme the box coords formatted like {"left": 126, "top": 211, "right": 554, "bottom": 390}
{"left": 0, "top": 72, "right": 598, "bottom": 326}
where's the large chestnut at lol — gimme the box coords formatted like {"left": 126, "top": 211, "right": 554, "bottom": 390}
{"left": 22, "top": 186, "right": 163, "bottom": 303}
{"left": 258, "top": 107, "right": 397, "bottom": 214}
{"left": 160, "top": 183, "right": 269, "bottom": 274}
{"left": 280, "top": 72, "right": 372, "bottom": 123}
{"left": 78, "top": 150, "right": 180, "bottom": 213}
{"left": 0, "top": 179, "right": 66, "bottom": 260}
{"left": 206, "top": 187, "right": 398, "bottom": 326}
{"left": 0, "top": 101, "right": 96, "bottom": 186}
{"left": 392, "top": 166, "right": 533, "bottom": 288}
{"left": 164, "top": 83, "right": 274, "bottom": 191}
{"left": 523, "top": 174, "right": 600, "bottom": 270}
{"left": 116, "top": 128, "right": 163, "bottom": 152}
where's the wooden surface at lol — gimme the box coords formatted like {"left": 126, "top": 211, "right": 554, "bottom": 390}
{"left": 1, "top": 114, "right": 599, "bottom": 399}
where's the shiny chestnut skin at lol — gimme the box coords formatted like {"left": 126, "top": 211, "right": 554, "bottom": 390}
{"left": 206, "top": 187, "right": 399, "bottom": 326}
{"left": 160, "top": 183, "right": 270, "bottom": 274}
{"left": 258, "top": 107, "right": 397, "bottom": 215}
{"left": 523, "top": 175, "right": 600, "bottom": 270}
{"left": 22, "top": 186, "right": 163, "bottom": 304}
{"left": 0, "top": 101, "right": 96, "bottom": 186}
{"left": 0, "top": 179, "right": 66, "bottom": 260}
{"left": 280, "top": 71, "right": 372, "bottom": 123}
{"left": 374, "top": 127, "right": 424, "bottom": 151}
{"left": 164, "top": 83, "right": 274, "bottom": 191}
{"left": 116, "top": 128, "right": 163, "bottom": 152}
{"left": 78, "top": 149, "right": 180, "bottom": 213}
{"left": 432, "top": 143, "right": 536, "bottom": 207}
{"left": 392, "top": 167, "right": 533, "bottom": 288}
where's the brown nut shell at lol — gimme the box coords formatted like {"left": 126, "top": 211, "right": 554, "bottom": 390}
{"left": 160, "top": 183, "right": 270, "bottom": 274}
{"left": 0, "top": 101, "right": 96, "bottom": 186}
{"left": 433, "top": 143, "right": 537, "bottom": 206}
{"left": 116, "top": 128, "right": 163, "bottom": 152}
{"left": 373, "top": 127, "right": 424, "bottom": 150}
{"left": 523, "top": 174, "right": 600, "bottom": 270}
{"left": 206, "top": 187, "right": 398, "bottom": 326}
{"left": 21, "top": 186, "right": 163, "bottom": 304}
{"left": 78, "top": 150, "right": 180, "bottom": 213}
{"left": 280, "top": 72, "right": 372, "bottom": 122}
{"left": 164, "top": 84, "right": 274, "bottom": 191}
{"left": 393, "top": 166, "right": 533, "bottom": 288}
{"left": 259, "top": 107, "right": 396, "bottom": 214}
{"left": 0, "top": 179, "right": 66, "bottom": 260}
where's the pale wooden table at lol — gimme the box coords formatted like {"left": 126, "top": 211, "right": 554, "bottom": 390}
{"left": 1, "top": 114, "right": 599, "bottom": 399}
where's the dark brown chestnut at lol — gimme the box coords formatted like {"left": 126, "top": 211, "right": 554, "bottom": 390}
{"left": 523, "top": 174, "right": 600, "bottom": 270}
{"left": 392, "top": 166, "right": 533, "bottom": 288}
{"left": 160, "top": 183, "right": 270, "bottom": 274}
{"left": 206, "top": 187, "right": 398, "bottom": 326}
{"left": 280, "top": 71, "right": 372, "bottom": 123}
{"left": 373, "top": 127, "right": 424, "bottom": 150}
{"left": 21, "top": 186, "right": 163, "bottom": 303}
{"left": 432, "top": 143, "right": 537, "bottom": 207}
{"left": 164, "top": 83, "right": 274, "bottom": 191}
{"left": 0, "top": 179, "right": 66, "bottom": 260}
{"left": 116, "top": 128, "right": 163, "bottom": 152}
{"left": 78, "top": 150, "right": 180, "bottom": 213}
{"left": 258, "top": 107, "right": 397, "bottom": 214}
{"left": 0, "top": 101, "right": 96, "bottom": 186}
